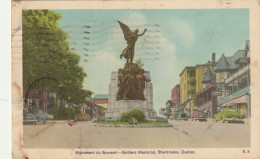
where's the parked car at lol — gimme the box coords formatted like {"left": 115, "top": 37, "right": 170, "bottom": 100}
{"left": 170, "top": 112, "right": 178, "bottom": 120}
{"left": 75, "top": 113, "right": 87, "bottom": 121}
{"left": 214, "top": 108, "right": 243, "bottom": 123}
{"left": 86, "top": 114, "right": 91, "bottom": 121}
{"left": 23, "top": 112, "right": 38, "bottom": 125}
{"left": 191, "top": 111, "right": 207, "bottom": 121}
{"left": 23, "top": 108, "right": 48, "bottom": 125}
{"left": 177, "top": 111, "right": 188, "bottom": 121}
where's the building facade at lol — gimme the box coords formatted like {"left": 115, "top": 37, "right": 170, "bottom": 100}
{"left": 196, "top": 67, "right": 218, "bottom": 118}
{"left": 171, "top": 84, "right": 180, "bottom": 105}
{"left": 179, "top": 67, "right": 196, "bottom": 115}
{"left": 93, "top": 94, "right": 108, "bottom": 117}
{"left": 196, "top": 40, "right": 250, "bottom": 119}
{"left": 170, "top": 40, "right": 250, "bottom": 120}
{"left": 85, "top": 97, "right": 99, "bottom": 119}
{"left": 24, "top": 87, "right": 49, "bottom": 113}
{"left": 217, "top": 40, "right": 250, "bottom": 118}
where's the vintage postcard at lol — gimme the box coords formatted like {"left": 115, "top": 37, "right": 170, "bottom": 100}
{"left": 11, "top": 0, "right": 260, "bottom": 159}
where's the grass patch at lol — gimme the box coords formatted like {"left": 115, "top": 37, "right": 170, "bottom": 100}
{"left": 94, "top": 120, "right": 168, "bottom": 125}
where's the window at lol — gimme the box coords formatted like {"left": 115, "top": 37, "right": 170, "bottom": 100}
{"left": 204, "top": 67, "right": 207, "bottom": 74}
{"left": 190, "top": 70, "right": 195, "bottom": 77}
{"left": 190, "top": 81, "right": 195, "bottom": 86}
{"left": 220, "top": 73, "right": 225, "bottom": 83}
{"left": 226, "top": 90, "right": 231, "bottom": 96}
{"left": 226, "top": 73, "right": 231, "bottom": 78}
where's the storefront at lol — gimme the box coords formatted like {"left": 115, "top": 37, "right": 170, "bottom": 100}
{"left": 197, "top": 84, "right": 217, "bottom": 118}
{"left": 218, "top": 86, "right": 250, "bottom": 118}
{"left": 197, "top": 100, "right": 217, "bottom": 118}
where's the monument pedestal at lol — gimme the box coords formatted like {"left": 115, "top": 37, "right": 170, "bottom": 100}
{"left": 105, "top": 71, "right": 157, "bottom": 120}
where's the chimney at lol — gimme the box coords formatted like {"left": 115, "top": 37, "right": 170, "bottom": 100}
{"left": 212, "top": 53, "right": 215, "bottom": 63}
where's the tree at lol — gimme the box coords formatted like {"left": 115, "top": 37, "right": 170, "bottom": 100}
{"left": 135, "top": 58, "right": 144, "bottom": 69}
{"left": 121, "top": 109, "right": 146, "bottom": 122}
{"left": 23, "top": 10, "right": 91, "bottom": 105}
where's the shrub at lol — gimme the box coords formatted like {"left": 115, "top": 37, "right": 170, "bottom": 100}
{"left": 121, "top": 109, "right": 146, "bottom": 122}
{"left": 128, "top": 118, "right": 138, "bottom": 125}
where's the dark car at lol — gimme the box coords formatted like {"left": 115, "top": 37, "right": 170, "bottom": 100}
{"left": 191, "top": 111, "right": 207, "bottom": 121}
{"left": 86, "top": 114, "right": 91, "bottom": 121}
{"left": 177, "top": 111, "right": 188, "bottom": 121}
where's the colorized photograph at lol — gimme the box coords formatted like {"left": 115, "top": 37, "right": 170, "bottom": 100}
{"left": 21, "top": 9, "right": 250, "bottom": 149}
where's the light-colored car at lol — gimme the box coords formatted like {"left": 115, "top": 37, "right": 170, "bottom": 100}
{"left": 23, "top": 108, "right": 48, "bottom": 125}
{"left": 214, "top": 108, "right": 243, "bottom": 123}
{"left": 170, "top": 112, "right": 178, "bottom": 120}
{"left": 23, "top": 112, "right": 38, "bottom": 125}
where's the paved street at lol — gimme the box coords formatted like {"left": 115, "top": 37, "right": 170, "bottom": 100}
{"left": 23, "top": 120, "right": 250, "bottom": 148}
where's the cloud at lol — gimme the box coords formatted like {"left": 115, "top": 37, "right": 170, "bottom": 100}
{"left": 116, "top": 13, "right": 177, "bottom": 112}
{"left": 170, "top": 19, "right": 195, "bottom": 48}
{"left": 85, "top": 12, "right": 178, "bottom": 113}
{"left": 124, "top": 13, "right": 147, "bottom": 24}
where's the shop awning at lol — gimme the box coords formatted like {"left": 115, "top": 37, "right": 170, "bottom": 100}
{"left": 197, "top": 100, "right": 213, "bottom": 111}
{"left": 221, "top": 94, "right": 248, "bottom": 106}
{"left": 218, "top": 86, "right": 250, "bottom": 105}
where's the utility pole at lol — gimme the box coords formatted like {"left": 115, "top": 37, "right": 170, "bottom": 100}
{"left": 68, "top": 96, "right": 71, "bottom": 121}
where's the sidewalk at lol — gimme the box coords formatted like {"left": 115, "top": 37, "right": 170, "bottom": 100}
{"left": 47, "top": 120, "right": 67, "bottom": 123}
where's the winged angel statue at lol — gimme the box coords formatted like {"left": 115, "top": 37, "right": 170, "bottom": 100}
{"left": 118, "top": 21, "right": 147, "bottom": 63}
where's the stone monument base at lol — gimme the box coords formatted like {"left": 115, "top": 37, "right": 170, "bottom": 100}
{"left": 105, "top": 70, "right": 157, "bottom": 121}
{"left": 105, "top": 100, "right": 157, "bottom": 120}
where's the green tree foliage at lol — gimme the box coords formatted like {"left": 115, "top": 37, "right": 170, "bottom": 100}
{"left": 47, "top": 96, "right": 56, "bottom": 115}
{"left": 121, "top": 109, "right": 146, "bottom": 122}
{"left": 23, "top": 10, "right": 91, "bottom": 104}
{"left": 135, "top": 58, "right": 144, "bottom": 69}
{"left": 53, "top": 106, "right": 81, "bottom": 120}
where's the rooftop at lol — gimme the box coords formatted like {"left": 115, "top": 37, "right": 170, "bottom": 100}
{"left": 179, "top": 66, "right": 195, "bottom": 76}
{"left": 214, "top": 50, "right": 244, "bottom": 71}
{"left": 202, "top": 68, "right": 212, "bottom": 83}
{"left": 94, "top": 94, "right": 108, "bottom": 99}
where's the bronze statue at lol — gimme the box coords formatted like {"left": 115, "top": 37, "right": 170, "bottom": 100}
{"left": 118, "top": 21, "right": 147, "bottom": 63}
{"left": 136, "top": 69, "right": 150, "bottom": 100}
{"left": 115, "top": 21, "right": 150, "bottom": 100}
{"left": 121, "top": 68, "right": 133, "bottom": 100}
{"left": 116, "top": 65, "right": 150, "bottom": 100}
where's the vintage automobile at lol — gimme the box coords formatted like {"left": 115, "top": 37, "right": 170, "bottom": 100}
{"left": 170, "top": 112, "right": 179, "bottom": 120}
{"left": 23, "top": 108, "right": 48, "bottom": 125}
{"left": 214, "top": 108, "right": 243, "bottom": 123}
{"left": 75, "top": 113, "right": 88, "bottom": 121}
{"left": 86, "top": 114, "right": 91, "bottom": 121}
{"left": 191, "top": 111, "right": 207, "bottom": 121}
{"left": 177, "top": 111, "right": 188, "bottom": 121}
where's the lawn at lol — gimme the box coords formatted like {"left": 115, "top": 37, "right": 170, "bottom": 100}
{"left": 93, "top": 120, "right": 168, "bottom": 125}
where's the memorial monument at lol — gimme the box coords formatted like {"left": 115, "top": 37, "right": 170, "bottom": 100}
{"left": 105, "top": 21, "right": 157, "bottom": 120}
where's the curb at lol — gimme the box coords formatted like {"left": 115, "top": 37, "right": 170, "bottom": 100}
{"left": 92, "top": 124, "right": 173, "bottom": 128}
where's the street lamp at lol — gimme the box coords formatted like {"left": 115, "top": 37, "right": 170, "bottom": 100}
{"left": 189, "top": 95, "right": 192, "bottom": 117}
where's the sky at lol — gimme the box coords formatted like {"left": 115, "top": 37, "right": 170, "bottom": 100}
{"left": 54, "top": 9, "right": 249, "bottom": 113}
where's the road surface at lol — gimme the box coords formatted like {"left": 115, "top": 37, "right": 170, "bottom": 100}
{"left": 23, "top": 120, "right": 250, "bottom": 148}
